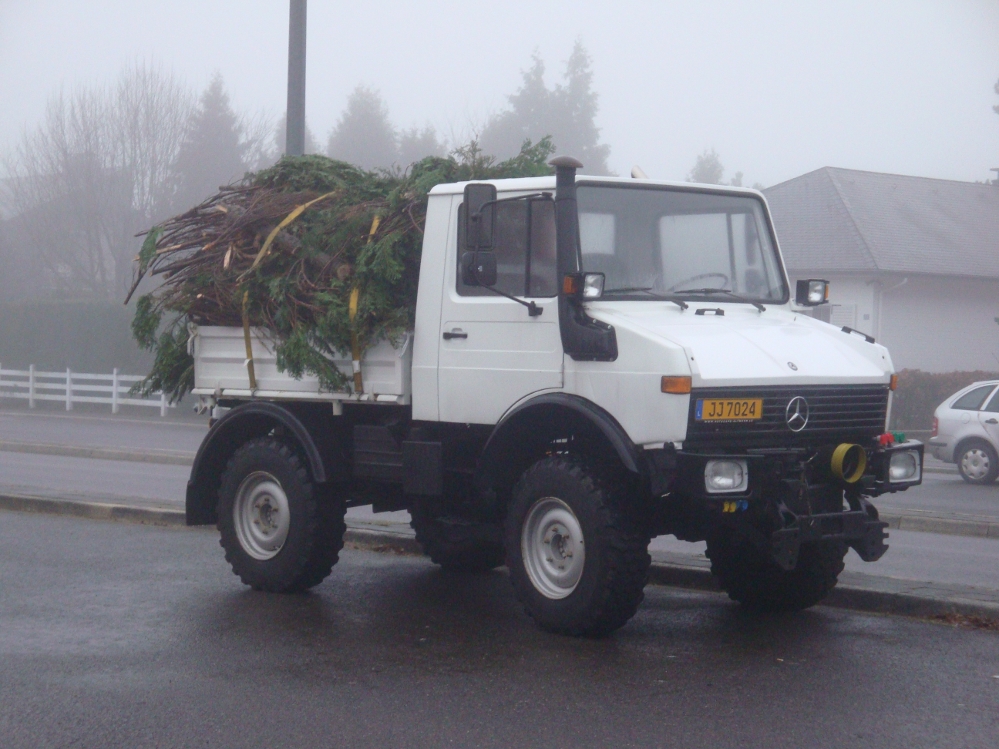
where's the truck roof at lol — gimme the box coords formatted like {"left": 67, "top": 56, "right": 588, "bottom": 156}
{"left": 429, "top": 175, "right": 765, "bottom": 197}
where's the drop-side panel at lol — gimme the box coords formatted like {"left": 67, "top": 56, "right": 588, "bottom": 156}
{"left": 191, "top": 326, "right": 412, "bottom": 403}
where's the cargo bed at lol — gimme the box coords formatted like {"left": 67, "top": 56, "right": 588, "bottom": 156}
{"left": 190, "top": 325, "right": 412, "bottom": 404}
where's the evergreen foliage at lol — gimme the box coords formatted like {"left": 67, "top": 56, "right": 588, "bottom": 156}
{"left": 326, "top": 86, "right": 399, "bottom": 171}
{"left": 398, "top": 126, "right": 446, "bottom": 169}
{"left": 481, "top": 42, "right": 611, "bottom": 175}
{"left": 171, "top": 73, "right": 248, "bottom": 212}
{"left": 129, "top": 139, "right": 555, "bottom": 401}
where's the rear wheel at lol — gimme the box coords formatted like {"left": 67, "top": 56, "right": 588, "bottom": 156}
{"left": 505, "top": 456, "right": 650, "bottom": 637}
{"left": 956, "top": 440, "right": 999, "bottom": 485}
{"left": 410, "top": 504, "right": 505, "bottom": 572}
{"left": 218, "top": 438, "right": 345, "bottom": 592}
{"left": 706, "top": 527, "right": 846, "bottom": 612}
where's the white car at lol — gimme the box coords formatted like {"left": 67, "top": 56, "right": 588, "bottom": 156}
{"left": 929, "top": 380, "right": 999, "bottom": 484}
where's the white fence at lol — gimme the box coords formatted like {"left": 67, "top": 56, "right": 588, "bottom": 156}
{"left": 0, "top": 365, "right": 173, "bottom": 416}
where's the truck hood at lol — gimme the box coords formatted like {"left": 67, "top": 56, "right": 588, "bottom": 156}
{"left": 587, "top": 302, "right": 892, "bottom": 387}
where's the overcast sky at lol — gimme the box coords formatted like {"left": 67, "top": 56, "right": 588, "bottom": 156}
{"left": 1, "top": 0, "right": 997, "bottom": 187}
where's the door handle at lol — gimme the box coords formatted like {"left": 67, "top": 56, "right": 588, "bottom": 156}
{"left": 986, "top": 418, "right": 998, "bottom": 425}
{"left": 442, "top": 329, "right": 467, "bottom": 340}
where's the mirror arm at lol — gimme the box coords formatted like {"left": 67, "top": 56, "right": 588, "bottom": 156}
{"left": 471, "top": 264, "right": 543, "bottom": 317}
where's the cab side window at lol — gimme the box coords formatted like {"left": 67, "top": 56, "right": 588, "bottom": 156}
{"left": 457, "top": 197, "right": 557, "bottom": 297}
{"left": 952, "top": 385, "right": 997, "bottom": 411}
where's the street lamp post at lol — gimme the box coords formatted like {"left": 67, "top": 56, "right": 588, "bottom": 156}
{"left": 286, "top": 0, "right": 307, "bottom": 157}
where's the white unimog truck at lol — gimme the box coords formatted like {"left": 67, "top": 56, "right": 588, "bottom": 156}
{"left": 185, "top": 156, "right": 924, "bottom": 636}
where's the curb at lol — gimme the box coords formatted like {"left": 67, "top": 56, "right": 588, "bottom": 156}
{"left": 0, "top": 492, "right": 187, "bottom": 526}
{"left": 0, "top": 440, "right": 195, "bottom": 466}
{"left": 879, "top": 511, "right": 999, "bottom": 539}
{"left": 1, "top": 492, "right": 996, "bottom": 624}
{"left": 646, "top": 555, "right": 999, "bottom": 620}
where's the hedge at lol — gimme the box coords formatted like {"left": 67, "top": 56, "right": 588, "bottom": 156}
{"left": 890, "top": 369, "right": 999, "bottom": 431}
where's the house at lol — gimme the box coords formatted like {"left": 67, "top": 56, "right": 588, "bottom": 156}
{"left": 764, "top": 167, "right": 999, "bottom": 372}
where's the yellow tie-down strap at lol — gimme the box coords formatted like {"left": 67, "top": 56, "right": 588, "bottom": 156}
{"left": 241, "top": 289, "right": 257, "bottom": 391}
{"left": 349, "top": 215, "right": 381, "bottom": 394}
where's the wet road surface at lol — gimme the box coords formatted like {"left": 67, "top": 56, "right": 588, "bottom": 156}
{"left": 1, "top": 511, "right": 997, "bottom": 748}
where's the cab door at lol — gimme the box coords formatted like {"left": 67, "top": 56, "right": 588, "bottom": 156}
{"left": 438, "top": 193, "right": 563, "bottom": 425}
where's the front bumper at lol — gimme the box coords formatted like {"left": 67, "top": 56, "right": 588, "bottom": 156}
{"left": 770, "top": 499, "right": 888, "bottom": 570}
{"left": 655, "top": 440, "right": 922, "bottom": 569}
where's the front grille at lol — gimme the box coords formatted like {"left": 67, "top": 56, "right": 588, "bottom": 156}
{"left": 684, "top": 384, "right": 889, "bottom": 450}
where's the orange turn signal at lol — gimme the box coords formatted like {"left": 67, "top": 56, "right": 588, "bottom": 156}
{"left": 889, "top": 373, "right": 899, "bottom": 391}
{"left": 661, "top": 376, "right": 692, "bottom": 394}
{"left": 562, "top": 275, "right": 578, "bottom": 295}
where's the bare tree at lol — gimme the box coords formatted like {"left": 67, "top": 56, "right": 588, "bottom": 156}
{"left": 1, "top": 62, "right": 193, "bottom": 301}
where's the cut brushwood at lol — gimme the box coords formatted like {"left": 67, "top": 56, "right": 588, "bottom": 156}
{"left": 128, "top": 140, "right": 555, "bottom": 401}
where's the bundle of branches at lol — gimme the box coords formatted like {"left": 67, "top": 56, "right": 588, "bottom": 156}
{"left": 127, "top": 139, "right": 555, "bottom": 401}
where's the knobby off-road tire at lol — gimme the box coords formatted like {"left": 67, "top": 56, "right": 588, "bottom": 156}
{"left": 218, "top": 438, "right": 346, "bottom": 593}
{"left": 505, "top": 456, "right": 651, "bottom": 637}
{"left": 956, "top": 439, "right": 999, "bottom": 485}
{"left": 706, "top": 528, "right": 847, "bottom": 612}
{"left": 410, "top": 504, "right": 505, "bottom": 572}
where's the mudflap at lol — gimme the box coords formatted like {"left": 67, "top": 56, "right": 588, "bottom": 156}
{"left": 769, "top": 499, "right": 888, "bottom": 571}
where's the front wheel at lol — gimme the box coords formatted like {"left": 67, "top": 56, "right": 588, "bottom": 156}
{"left": 218, "top": 438, "right": 346, "bottom": 592}
{"left": 956, "top": 440, "right": 999, "bottom": 485}
{"left": 505, "top": 456, "right": 650, "bottom": 637}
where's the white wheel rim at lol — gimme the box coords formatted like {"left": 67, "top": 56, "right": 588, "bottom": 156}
{"left": 233, "top": 471, "right": 290, "bottom": 560}
{"left": 961, "top": 448, "right": 991, "bottom": 481}
{"left": 521, "top": 497, "right": 585, "bottom": 600}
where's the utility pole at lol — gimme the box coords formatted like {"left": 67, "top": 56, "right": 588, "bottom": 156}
{"left": 285, "top": 0, "right": 307, "bottom": 156}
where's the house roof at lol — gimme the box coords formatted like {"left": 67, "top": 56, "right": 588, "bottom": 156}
{"left": 763, "top": 167, "right": 999, "bottom": 279}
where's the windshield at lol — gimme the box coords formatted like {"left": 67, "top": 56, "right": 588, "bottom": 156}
{"left": 577, "top": 185, "right": 787, "bottom": 302}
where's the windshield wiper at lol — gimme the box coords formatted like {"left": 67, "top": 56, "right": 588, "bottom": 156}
{"left": 602, "top": 287, "right": 688, "bottom": 310}
{"left": 670, "top": 287, "right": 766, "bottom": 312}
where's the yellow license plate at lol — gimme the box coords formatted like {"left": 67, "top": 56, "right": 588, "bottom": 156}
{"left": 695, "top": 398, "right": 763, "bottom": 421}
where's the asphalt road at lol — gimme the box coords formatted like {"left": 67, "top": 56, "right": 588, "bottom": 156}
{"left": 1, "top": 511, "right": 997, "bottom": 749}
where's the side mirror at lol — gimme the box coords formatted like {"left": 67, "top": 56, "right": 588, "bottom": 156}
{"left": 795, "top": 279, "right": 829, "bottom": 306}
{"left": 463, "top": 183, "right": 497, "bottom": 250}
{"left": 461, "top": 251, "right": 497, "bottom": 287}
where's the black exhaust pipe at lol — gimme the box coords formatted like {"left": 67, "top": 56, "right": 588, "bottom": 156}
{"left": 550, "top": 156, "right": 617, "bottom": 362}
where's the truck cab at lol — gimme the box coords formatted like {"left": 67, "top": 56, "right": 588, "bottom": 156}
{"left": 186, "top": 157, "right": 923, "bottom": 636}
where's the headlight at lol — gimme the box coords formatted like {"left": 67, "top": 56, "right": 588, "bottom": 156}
{"left": 705, "top": 459, "right": 748, "bottom": 493}
{"left": 889, "top": 450, "right": 921, "bottom": 483}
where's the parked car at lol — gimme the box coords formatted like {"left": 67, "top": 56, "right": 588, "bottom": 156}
{"left": 929, "top": 381, "right": 999, "bottom": 484}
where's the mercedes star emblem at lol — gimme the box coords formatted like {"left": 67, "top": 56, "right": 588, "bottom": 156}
{"left": 785, "top": 396, "right": 809, "bottom": 432}
{"left": 787, "top": 362, "right": 798, "bottom": 371}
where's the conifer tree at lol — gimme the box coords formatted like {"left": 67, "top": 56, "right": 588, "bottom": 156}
{"left": 326, "top": 87, "right": 397, "bottom": 171}
{"left": 171, "top": 73, "right": 247, "bottom": 212}
{"left": 398, "top": 126, "right": 446, "bottom": 169}
{"left": 480, "top": 43, "right": 611, "bottom": 175}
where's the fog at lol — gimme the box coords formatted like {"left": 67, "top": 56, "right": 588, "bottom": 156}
{"left": 2, "top": 0, "right": 998, "bottom": 187}
{"left": 0, "top": 0, "right": 997, "bottom": 373}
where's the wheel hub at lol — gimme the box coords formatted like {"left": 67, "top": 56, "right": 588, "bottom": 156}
{"left": 521, "top": 497, "right": 585, "bottom": 599}
{"left": 962, "top": 448, "right": 990, "bottom": 481}
{"left": 233, "top": 471, "right": 291, "bottom": 560}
